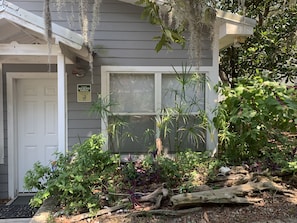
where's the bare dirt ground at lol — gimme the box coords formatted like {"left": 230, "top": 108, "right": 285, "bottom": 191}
{"left": 55, "top": 194, "right": 297, "bottom": 223}
{"left": 55, "top": 178, "right": 297, "bottom": 223}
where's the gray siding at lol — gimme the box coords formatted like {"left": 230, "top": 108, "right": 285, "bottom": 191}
{"left": 0, "top": 0, "right": 213, "bottom": 198}
{"left": 95, "top": 0, "right": 212, "bottom": 66}
{"left": 67, "top": 74, "right": 100, "bottom": 148}
{"left": 8, "top": 0, "right": 213, "bottom": 66}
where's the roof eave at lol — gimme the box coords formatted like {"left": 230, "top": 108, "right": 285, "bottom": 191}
{"left": 1, "top": 0, "right": 85, "bottom": 51}
{"left": 216, "top": 9, "right": 257, "bottom": 27}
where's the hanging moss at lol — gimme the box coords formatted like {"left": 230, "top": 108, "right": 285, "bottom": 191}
{"left": 139, "top": 0, "right": 216, "bottom": 65}
{"left": 44, "top": 0, "right": 102, "bottom": 83}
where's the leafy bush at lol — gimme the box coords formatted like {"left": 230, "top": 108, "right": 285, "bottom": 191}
{"left": 121, "top": 155, "right": 179, "bottom": 188}
{"left": 213, "top": 76, "right": 297, "bottom": 163}
{"left": 25, "top": 133, "right": 218, "bottom": 214}
{"left": 24, "top": 134, "right": 120, "bottom": 214}
{"left": 121, "top": 150, "right": 215, "bottom": 190}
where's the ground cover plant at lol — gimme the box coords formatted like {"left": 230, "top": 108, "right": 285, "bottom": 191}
{"left": 24, "top": 134, "right": 218, "bottom": 215}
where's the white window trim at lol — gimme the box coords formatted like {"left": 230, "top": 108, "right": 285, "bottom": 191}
{"left": 0, "top": 64, "right": 3, "bottom": 164}
{"left": 101, "top": 66, "right": 217, "bottom": 152}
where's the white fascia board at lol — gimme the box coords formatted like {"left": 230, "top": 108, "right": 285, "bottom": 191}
{"left": 216, "top": 10, "right": 256, "bottom": 27}
{"left": 219, "top": 22, "right": 254, "bottom": 38}
{"left": 218, "top": 20, "right": 255, "bottom": 49}
{"left": 2, "top": 1, "right": 84, "bottom": 50}
{"left": 0, "top": 42, "right": 60, "bottom": 56}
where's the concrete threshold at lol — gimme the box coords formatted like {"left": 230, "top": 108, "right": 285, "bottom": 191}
{"left": 0, "top": 219, "right": 31, "bottom": 223}
{"left": 30, "top": 198, "right": 56, "bottom": 223}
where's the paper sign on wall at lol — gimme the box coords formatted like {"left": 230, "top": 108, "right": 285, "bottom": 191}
{"left": 77, "top": 84, "right": 91, "bottom": 102}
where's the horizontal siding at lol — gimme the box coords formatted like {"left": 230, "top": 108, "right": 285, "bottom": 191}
{"left": 0, "top": 0, "right": 213, "bottom": 197}
{"left": 67, "top": 71, "right": 101, "bottom": 149}
{"left": 9, "top": 0, "right": 213, "bottom": 66}
{"left": 95, "top": 0, "right": 212, "bottom": 66}
{"left": 95, "top": 49, "right": 211, "bottom": 59}
{"left": 95, "top": 39, "right": 210, "bottom": 49}
{"left": 94, "top": 58, "right": 213, "bottom": 67}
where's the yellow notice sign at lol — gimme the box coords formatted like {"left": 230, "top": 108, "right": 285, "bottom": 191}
{"left": 77, "top": 84, "right": 91, "bottom": 102}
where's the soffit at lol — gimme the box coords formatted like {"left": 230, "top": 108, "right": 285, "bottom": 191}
{"left": 0, "top": 18, "right": 47, "bottom": 44}
{"left": 0, "top": 0, "right": 89, "bottom": 63}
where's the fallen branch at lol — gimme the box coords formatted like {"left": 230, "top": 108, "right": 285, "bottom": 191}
{"left": 138, "top": 184, "right": 168, "bottom": 203}
{"left": 129, "top": 207, "right": 202, "bottom": 217}
{"left": 70, "top": 185, "right": 169, "bottom": 222}
{"left": 171, "top": 179, "right": 284, "bottom": 209}
{"left": 120, "top": 184, "right": 168, "bottom": 204}
{"left": 69, "top": 204, "right": 127, "bottom": 223}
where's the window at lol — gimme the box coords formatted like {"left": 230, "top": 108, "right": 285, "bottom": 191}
{"left": 101, "top": 66, "right": 207, "bottom": 154}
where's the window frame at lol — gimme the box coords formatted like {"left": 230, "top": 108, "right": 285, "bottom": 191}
{"left": 101, "top": 66, "right": 213, "bottom": 152}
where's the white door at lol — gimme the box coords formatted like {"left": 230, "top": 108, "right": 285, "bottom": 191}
{"left": 17, "top": 78, "right": 58, "bottom": 192}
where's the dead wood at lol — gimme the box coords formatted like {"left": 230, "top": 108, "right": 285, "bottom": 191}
{"left": 71, "top": 185, "right": 169, "bottom": 222}
{"left": 211, "top": 174, "right": 251, "bottom": 187}
{"left": 69, "top": 204, "right": 127, "bottom": 223}
{"left": 129, "top": 207, "right": 202, "bottom": 217}
{"left": 138, "top": 185, "right": 168, "bottom": 203}
{"left": 171, "top": 179, "right": 284, "bottom": 209}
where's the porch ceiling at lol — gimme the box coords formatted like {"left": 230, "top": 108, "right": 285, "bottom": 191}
{"left": 0, "top": 18, "right": 46, "bottom": 44}
{"left": 0, "top": 0, "right": 89, "bottom": 64}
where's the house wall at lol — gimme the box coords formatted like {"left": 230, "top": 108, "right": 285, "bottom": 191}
{"left": 0, "top": 0, "right": 213, "bottom": 198}
{"left": 8, "top": 0, "right": 213, "bottom": 66}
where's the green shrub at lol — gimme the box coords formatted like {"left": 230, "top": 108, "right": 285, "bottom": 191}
{"left": 213, "top": 76, "right": 297, "bottom": 163}
{"left": 121, "top": 151, "right": 215, "bottom": 189}
{"left": 24, "top": 134, "right": 223, "bottom": 215}
{"left": 24, "top": 134, "right": 120, "bottom": 214}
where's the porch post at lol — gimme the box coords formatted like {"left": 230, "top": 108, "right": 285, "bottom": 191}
{"left": 205, "top": 26, "right": 219, "bottom": 154}
{"left": 0, "top": 63, "right": 3, "bottom": 164}
{"left": 57, "top": 53, "right": 67, "bottom": 154}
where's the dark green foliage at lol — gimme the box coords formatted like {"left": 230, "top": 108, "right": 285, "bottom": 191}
{"left": 25, "top": 132, "right": 217, "bottom": 215}
{"left": 213, "top": 76, "right": 297, "bottom": 163}
{"left": 136, "top": 0, "right": 186, "bottom": 52}
{"left": 121, "top": 150, "right": 216, "bottom": 189}
{"left": 219, "top": 2, "right": 297, "bottom": 84}
{"left": 121, "top": 155, "right": 181, "bottom": 188}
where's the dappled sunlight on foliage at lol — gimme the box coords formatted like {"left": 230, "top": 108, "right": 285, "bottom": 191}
{"left": 214, "top": 76, "right": 297, "bottom": 169}
{"left": 24, "top": 135, "right": 219, "bottom": 215}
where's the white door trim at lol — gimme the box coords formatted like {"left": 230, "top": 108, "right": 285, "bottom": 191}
{"left": 0, "top": 64, "right": 4, "bottom": 164}
{"left": 6, "top": 72, "right": 66, "bottom": 198}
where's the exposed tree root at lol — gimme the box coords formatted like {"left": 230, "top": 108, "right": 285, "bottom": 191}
{"left": 69, "top": 204, "right": 127, "bottom": 223}
{"left": 171, "top": 179, "right": 284, "bottom": 209}
{"left": 66, "top": 168, "right": 294, "bottom": 222}
{"left": 129, "top": 207, "right": 202, "bottom": 217}
{"left": 70, "top": 184, "right": 168, "bottom": 222}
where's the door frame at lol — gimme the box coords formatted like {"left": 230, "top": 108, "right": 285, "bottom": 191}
{"left": 6, "top": 72, "right": 67, "bottom": 198}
